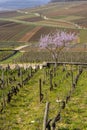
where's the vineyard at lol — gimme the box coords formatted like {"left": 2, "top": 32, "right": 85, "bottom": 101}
{"left": 0, "top": 11, "right": 25, "bottom": 18}
{"left": 14, "top": 43, "right": 87, "bottom": 63}
{"left": 0, "top": 1, "right": 87, "bottom": 130}
{"left": 38, "top": 20, "right": 76, "bottom": 28}
{"left": 0, "top": 50, "right": 17, "bottom": 62}
{"left": 0, "top": 64, "right": 87, "bottom": 130}
{"left": 0, "top": 42, "right": 25, "bottom": 49}
{"left": 19, "top": 26, "right": 43, "bottom": 42}
{"left": 16, "top": 49, "right": 87, "bottom": 63}
{"left": 0, "top": 21, "right": 35, "bottom": 42}
{"left": 0, "top": 2, "right": 87, "bottom": 65}
{"left": 1, "top": 43, "right": 87, "bottom": 64}
{"left": 42, "top": 2, "right": 87, "bottom": 28}
{"left": 27, "top": 26, "right": 79, "bottom": 42}
{"left": 24, "top": 1, "right": 87, "bottom": 29}
{"left": 20, "top": 16, "right": 44, "bottom": 22}
{"left": 72, "top": 18, "right": 87, "bottom": 28}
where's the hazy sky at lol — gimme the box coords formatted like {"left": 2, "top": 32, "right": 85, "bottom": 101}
{"left": 0, "top": 0, "right": 50, "bottom": 10}
{"left": 0, "top": 0, "right": 50, "bottom": 2}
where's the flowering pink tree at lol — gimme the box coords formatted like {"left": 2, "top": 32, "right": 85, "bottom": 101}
{"left": 39, "top": 30, "right": 77, "bottom": 65}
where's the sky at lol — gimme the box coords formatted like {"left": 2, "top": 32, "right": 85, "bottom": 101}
{"left": 0, "top": 0, "right": 50, "bottom": 2}
{"left": 0, "top": 0, "right": 50, "bottom": 10}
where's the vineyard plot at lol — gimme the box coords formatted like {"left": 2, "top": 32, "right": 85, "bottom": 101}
{"left": 0, "top": 11, "right": 25, "bottom": 18}
{"left": 16, "top": 47, "right": 87, "bottom": 63}
{"left": 20, "top": 16, "right": 44, "bottom": 22}
{"left": 0, "top": 64, "right": 87, "bottom": 130}
{"left": 19, "top": 26, "right": 42, "bottom": 42}
{"left": 0, "top": 50, "right": 17, "bottom": 62}
{"left": 28, "top": 26, "right": 79, "bottom": 42}
{"left": 0, "top": 22, "right": 35, "bottom": 42}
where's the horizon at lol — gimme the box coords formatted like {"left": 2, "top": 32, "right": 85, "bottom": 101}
{"left": 0, "top": 0, "right": 50, "bottom": 11}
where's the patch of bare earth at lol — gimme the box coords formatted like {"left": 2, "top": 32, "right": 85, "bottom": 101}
{"left": 19, "top": 26, "right": 43, "bottom": 42}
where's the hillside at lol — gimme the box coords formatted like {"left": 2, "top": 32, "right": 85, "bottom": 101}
{"left": 0, "top": 1, "right": 87, "bottom": 63}
{"left": 51, "top": 0, "right": 87, "bottom": 2}
{"left": 0, "top": 1, "right": 87, "bottom": 130}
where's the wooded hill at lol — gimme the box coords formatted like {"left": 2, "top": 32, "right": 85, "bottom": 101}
{"left": 51, "top": 0, "right": 87, "bottom": 2}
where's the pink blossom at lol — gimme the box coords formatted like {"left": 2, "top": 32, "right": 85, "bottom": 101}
{"left": 39, "top": 30, "right": 77, "bottom": 62}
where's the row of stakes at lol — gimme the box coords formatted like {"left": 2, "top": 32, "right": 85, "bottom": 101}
{"left": 0, "top": 66, "right": 39, "bottom": 113}
{"left": 38, "top": 66, "right": 83, "bottom": 130}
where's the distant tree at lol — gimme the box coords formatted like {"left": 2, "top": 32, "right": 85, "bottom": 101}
{"left": 39, "top": 30, "right": 77, "bottom": 66}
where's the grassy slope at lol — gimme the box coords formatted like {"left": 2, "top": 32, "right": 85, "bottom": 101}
{"left": 0, "top": 66, "right": 87, "bottom": 130}
{"left": 0, "top": 1, "right": 87, "bottom": 63}
{"left": 0, "top": 51, "right": 23, "bottom": 64}
{"left": 80, "top": 29, "right": 87, "bottom": 43}
{"left": 59, "top": 70, "right": 87, "bottom": 129}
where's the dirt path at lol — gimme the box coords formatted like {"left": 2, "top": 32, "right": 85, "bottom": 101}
{"left": 19, "top": 26, "right": 42, "bottom": 42}
{"left": 14, "top": 45, "right": 30, "bottom": 50}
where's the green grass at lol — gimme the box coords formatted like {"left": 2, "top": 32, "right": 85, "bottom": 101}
{"left": 0, "top": 65, "right": 87, "bottom": 130}
{"left": 79, "top": 29, "right": 87, "bottom": 43}
{"left": 0, "top": 42, "right": 24, "bottom": 49}
{"left": 0, "top": 51, "right": 23, "bottom": 64}
{"left": 51, "top": 15, "right": 67, "bottom": 19}
{"left": 0, "top": 69, "right": 45, "bottom": 130}
{"left": 12, "top": 13, "right": 35, "bottom": 19}
{"left": 58, "top": 70, "right": 87, "bottom": 130}
{"left": 0, "top": 51, "right": 16, "bottom": 61}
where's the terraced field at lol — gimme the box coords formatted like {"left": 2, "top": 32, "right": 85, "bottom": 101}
{"left": 27, "top": 26, "right": 79, "bottom": 42}
{"left": 0, "top": 1, "right": 87, "bottom": 47}
{"left": 0, "top": 21, "right": 35, "bottom": 42}
{"left": 19, "top": 26, "right": 43, "bottom": 42}
{"left": 0, "top": 42, "right": 25, "bottom": 49}
{"left": 20, "top": 16, "right": 44, "bottom": 22}
{"left": 14, "top": 44, "right": 87, "bottom": 63}
{"left": 0, "top": 50, "right": 17, "bottom": 62}
{"left": 24, "top": 1, "right": 87, "bottom": 28}
{"left": 0, "top": 2, "right": 87, "bottom": 130}
{"left": 0, "top": 3, "right": 87, "bottom": 63}
{"left": 0, "top": 11, "right": 25, "bottom": 18}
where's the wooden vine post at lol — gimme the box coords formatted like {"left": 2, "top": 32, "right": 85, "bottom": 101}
{"left": 6, "top": 68, "right": 9, "bottom": 87}
{"left": 1, "top": 69, "right": 6, "bottom": 108}
{"left": 43, "top": 102, "right": 50, "bottom": 130}
{"left": 43, "top": 68, "right": 46, "bottom": 84}
{"left": 71, "top": 65, "right": 73, "bottom": 87}
{"left": 2, "top": 93, "right": 6, "bottom": 108}
{"left": 30, "top": 66, "right": 32, "bottom": 77}
{"left": 52, "top": 112, "right": 61, "bottom": 130}
{"left": 2, "top": 69, "right": 4, "bottom": 89}
{"left": 50, "top": 70, "right": 53, "bottom": 91}
{"left": 39, "top": 78, "right": 43, "bottom": 102}
{"left": 53, "top": 67, "right": 56, "bottom": 77}
{"left": 20, "top": 69, "right": 23, "bottom": 87}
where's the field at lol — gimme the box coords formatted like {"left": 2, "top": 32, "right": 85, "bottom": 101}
{"left": 39, "top": 2, "right": 87, "bottom": 28}
{"left": 0, "top": 2, "right": 87, "bottom": 63}
{"left": 0, "top": 11, "right": 28, "bottom": 18}
{"left": 0, "top": 21, "right": 35, "bottom": 42}
{"left": 13, "top": 42, "right": 87, "bottom": 63}
{"left": 0, "top": 64, "right": 87, "bottom": 130}
{"left": 20, "top": 16, "right": 44, "bottom": 22}
{"left": 25, "top": 26, "right": 80, "bottom": 42}
{"left": 0, "top": 50, "right": 17, "bottom": 62}
{"left": 19, "top": 26, "right": 43, "bottom": 42}
{"left": 0, "top": 1, "right": 87, "bottom": 130}
{"left": 0, "top": 42, "right": 26, "bottom": 49}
